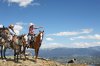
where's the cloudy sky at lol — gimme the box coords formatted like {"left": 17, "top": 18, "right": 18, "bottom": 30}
{"left": 0, "top": 0, "right": 100, "bottom": 49}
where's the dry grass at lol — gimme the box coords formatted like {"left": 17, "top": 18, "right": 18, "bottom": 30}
{"left": 0, "top": 56, "right": 88, "bottom": 66}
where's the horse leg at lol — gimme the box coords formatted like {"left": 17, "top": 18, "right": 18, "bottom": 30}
{"left": 4, "top": 48, "right": 7, "bottom": 59}
{"left": 17, "top": 53, "right": 18, "bottom": 62}
{"left": 19, "top": 45, "right": 21, "bottom": 59}
{"left": 14, "top": 50, "right": 16, "bottom": 62}
{"left": 23, "top": 46, "right": 26, "bottom": 60}
{"left": 34, "top": 49, "right": 39, "bottom": 62}
{"left": 1, "top": 46, "right": 3, "bottom": 59}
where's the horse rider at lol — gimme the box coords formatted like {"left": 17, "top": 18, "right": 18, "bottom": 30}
{"left": 8, "top": 24, "right": 16, "bottom": 35}
{"left": 28, "top": 23, "right": 43, "bottom": 45}
{"left": 7, "top": 24, "right": 16, "bottom": 41}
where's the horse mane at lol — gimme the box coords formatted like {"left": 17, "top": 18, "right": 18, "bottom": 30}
{"left": 35, "top": 31, "right": 41, "bottom": 39}
{"left": 0, "top": 27, "right": 8, "bottom": 32}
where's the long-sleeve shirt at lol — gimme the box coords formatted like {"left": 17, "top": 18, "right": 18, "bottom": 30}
{"left": 8, "top": 28, "right": 15, "bottom": 35}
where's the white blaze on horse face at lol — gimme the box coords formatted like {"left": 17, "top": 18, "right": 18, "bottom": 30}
{"left": 40, "top": 33, "right": 43, "bottom": 41}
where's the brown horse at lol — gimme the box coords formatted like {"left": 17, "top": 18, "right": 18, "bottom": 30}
{"left": 30, "top": 30, "right": 44, "bottom": 61}
{"left": 23, "top": 30, "right": 44, "bottom": 62}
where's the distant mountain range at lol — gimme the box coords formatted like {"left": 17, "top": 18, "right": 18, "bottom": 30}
{"left": 39, "top": 46, "right": 100, "bottom": 58}
{"left": 2, "top": 46, "right": 100, "bottom": 58}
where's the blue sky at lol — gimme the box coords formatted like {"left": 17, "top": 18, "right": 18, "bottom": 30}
{"left": 0, "top": 0, "right": 100, "bottom": 49}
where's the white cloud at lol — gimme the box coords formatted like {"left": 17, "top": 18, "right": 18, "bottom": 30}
{"left": 51, "top": 32, "right": 80, "bottom": 36}
{"left": 41, "top": 42, "right": 100, "bottom": 49}
{"left": 0, "top": 24, "right": 3, "bottom": 28}
{"left": 48, "top": 28, "right": 93, "bottom": 36}
{"left": 81, "top": 29, "right": 93, "bottom": 33}
{"left": 70, "top": 34, "right": 100, "bottom": 40}
{"left": 14, "top": 23, "right": 23, "bottom": 35}
{"left": 6, "top": 0, "right": 39, "bottom": 7}
{"left": 73, "top": 42, "right": 100, "bottom": 48}
{"left": 46, "top": 38, "right": 54, "bottom": 41}
{"left": 41, "top": 42, "right": 68, "bottom": 49}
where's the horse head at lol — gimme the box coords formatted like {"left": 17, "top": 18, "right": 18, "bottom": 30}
{"left": 39, "top": 30, "right": 44, "bottom": 42}
{"left": 2, "top": 29, "right": 10, "bottom": 42}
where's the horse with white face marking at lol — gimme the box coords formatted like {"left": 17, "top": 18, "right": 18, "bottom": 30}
{"left": 23, "top": 31, "right": 44, "bottom": 62}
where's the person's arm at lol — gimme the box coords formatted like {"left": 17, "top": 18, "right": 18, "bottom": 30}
{"left": 34, "top": 28, "right": 39, "bottom": 29}
{"left": 10, "top": 28, "right": 16, "bottom": 35}
{"left": 34, "top": 26, "right": 43, "bottom": 29}
{"left": 8, "top": 29, "right": 13, "bottom": 35}
{"left": 12, "top": 28, "right": 16, "bottom": 33}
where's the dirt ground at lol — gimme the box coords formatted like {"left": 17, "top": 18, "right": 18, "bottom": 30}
{"left": 0, "top": 56, "right": 88, "bottom": 66}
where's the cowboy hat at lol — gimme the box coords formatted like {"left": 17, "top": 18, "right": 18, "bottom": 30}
{"left": 29, "top": 23, "right": 35, "bottom": 26}
{"left": 9, "top": 24, "right": 14, "bottom": 28}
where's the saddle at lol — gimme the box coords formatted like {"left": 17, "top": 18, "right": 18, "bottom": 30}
{"left": 28, "top": 33, "right": 36, "bottom": 41}
{"left": 27, "top": 34, "right": 36, "bottom": 48}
